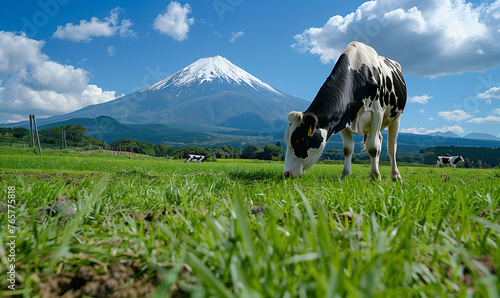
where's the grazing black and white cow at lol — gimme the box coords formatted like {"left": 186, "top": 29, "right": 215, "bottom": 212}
{"left": 185, "top": 154, "right": 206, "bottom": 163}
{"left": 283, "top": 41, "right": 407, "bottom": 181}
{"left": 436, "top": 155, "right": 465, "bottom": 168}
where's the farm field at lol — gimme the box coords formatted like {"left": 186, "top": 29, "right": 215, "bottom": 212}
{"left": 1, "top": 149, "right": 499, "bottom": 297}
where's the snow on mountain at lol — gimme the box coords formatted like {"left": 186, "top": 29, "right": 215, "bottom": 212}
{"left": 148, "top": 55, "right": 281, "bottom": 95}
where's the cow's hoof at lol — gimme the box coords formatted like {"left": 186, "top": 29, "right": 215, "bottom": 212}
{"left": 341, "top": 171, "right": 351, "bottom": 180}
{"left": 392, "top": 175, "right": 402, "bottom": 182}
{"left": 368, "top": 172, "right": 381, "bottom": 181}
{"left": 391, "top": 171, "right": 402, "bottom": 182}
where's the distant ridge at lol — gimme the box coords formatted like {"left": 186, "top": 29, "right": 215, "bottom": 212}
{"left": 428, "top": 131, "right": 461, "bottom": 138}
{"left": 463, "top": 132, "right": 500, "bottom": 141}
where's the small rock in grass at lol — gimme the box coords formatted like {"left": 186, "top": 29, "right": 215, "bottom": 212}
{"left": 41, "top": 200, "right": 77, "bottom": 217}
{"left": 252, "top": 206, "right": 265, "bottom": 215}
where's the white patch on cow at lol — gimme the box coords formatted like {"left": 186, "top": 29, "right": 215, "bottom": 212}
{"left": 344, "top": 41, "right": 380, "bottom": 71}
{"left": 285, "top": 111, "right": 303, "bottom": 136}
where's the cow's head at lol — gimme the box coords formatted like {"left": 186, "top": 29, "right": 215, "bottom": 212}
{"left": 283, "top": 111, "right": 328, "bottom": 177}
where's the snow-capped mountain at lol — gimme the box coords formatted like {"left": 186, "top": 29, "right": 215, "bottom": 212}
{"left": 148, "top": 55, "right": 281, "bottom": 96}
{"left": 14, "top": 56, "right": 309, "bottom": 129}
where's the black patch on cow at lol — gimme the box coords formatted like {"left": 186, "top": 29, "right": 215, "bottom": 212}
{"left": 290, "top": 124, "right": 324, "bottom": 159}
{"left": 392, "top": 70, "right": 407, "bottom": 112}
{"left": 389, "top": 92, "right": 396, "bottom": 107}
{"left": 384, "top": 58, "right": 394, "bottom": 69}
{"left": 386, "top": 76, "right": 392, "bottom": 92}
{"left": 440, "top": 157, "right": 451, "bottom": 164}
{"left": 382, "top": 89, "right": 389, "bottom": 108}
{"left": 304, "top": 53, "right": 377, "bottom": 138}
{"left": 372, "top": 66, "right": 380, "bottom": 85}
{"left": 453, "top": 156, "right": 464, "bottom": 164}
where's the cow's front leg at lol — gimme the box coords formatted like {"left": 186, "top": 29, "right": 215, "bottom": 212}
{"left": 340, "top": 128, "right": 354, "bottom": 179}
{"left": 365, "top": 116, "right": 383, "bottom": 181}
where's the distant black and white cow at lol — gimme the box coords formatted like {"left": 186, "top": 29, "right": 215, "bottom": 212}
{"left": 436, "top": 155, "right": 465, "bottom": 168}
{"left": 185, "top": 154, "right": 206, "bottom": 163}
{"left": 283, "top": 41, "right": 407, "bottom": 181}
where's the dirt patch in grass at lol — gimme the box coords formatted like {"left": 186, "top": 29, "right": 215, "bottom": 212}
{"left": 39, "top": 263, "right": 158, "bottom": 298}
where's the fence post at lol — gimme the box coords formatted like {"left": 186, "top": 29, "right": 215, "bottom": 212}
{"left": 32, "top": 115, "right": 42, "bottom": 155}
{"left": 63, "top": 130, "right": 68, "bottom": 149}
{"left": 29, "top": 114, "right": 34, "bottom": 147}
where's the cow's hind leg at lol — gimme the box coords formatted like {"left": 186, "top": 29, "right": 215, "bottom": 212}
{"left": 388, "top": 118, "right": 402, "bottom": 181}
{"left": 364, "top": 115, "right": 383, "bottom": 180}
{"left": 340, "top": 128, "right": 354, "bottom": 179}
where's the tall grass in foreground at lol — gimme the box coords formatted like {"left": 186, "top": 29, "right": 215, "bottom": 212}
{"left": 0, "top": 153, "right": 499, "bottom": 296}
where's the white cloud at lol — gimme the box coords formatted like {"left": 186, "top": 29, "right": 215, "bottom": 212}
{"left": 400, "top": 127, "right": 427, "bottom": 134}
{"left": 293, "top": 0, "right": 500, "bottom": 76}
{"left": 0, "top": 31, "right": 115, "bottom": 123}
{"left": 477, "top": 86, "right": 500, "bottom": 99}
{"left": 229, "top": 31, "right": 244, "bottom": 43}
{"left": 419, "top": 109, "right": 425, "bottom": 113}
{"left": 459, "top": 108, "right": 500, "bottom": 123}
{"left": 438, "top": 109, "right": 473, "bottom": 121}
{"left": 466, "top": 115, "right": 500, "bottom": 123}
{"left": 401, "top": 125, "right": 465, "bottom": 135}
{"left": 107, "top": 45, "right": 115, "bottom": 56}
{"left": 410, "top": 94, "right": 432, "bottom": 104}
{"left": 466, "top": 108, "right": 500, "bottom": 123}
{"left": 153, "top": 1, "right": 194, "bottom": 41}
{"left": 53, "top": 7, "right": 136, "bottom": 42}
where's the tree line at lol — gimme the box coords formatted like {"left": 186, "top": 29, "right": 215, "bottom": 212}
{"left": 110, "top": 139, "right": 284, "bottom": 160}
{"left": 0, "top": 125, "right": 106, "bottom": 149}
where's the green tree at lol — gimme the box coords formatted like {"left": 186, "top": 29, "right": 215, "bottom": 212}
{"left": 154, "top": 144, "right": 173, "bottom": 156}
{"left": 139, "top": 142, "right": 155, "bottom": 155}
{"left": 241, "top": 145, "right": 264, "bottom": 159}
{"left": 262, "top": 144, "right": 284, "bottom": 160}
{"left": 69, "top": 125, "right": 87, "bottom": 141}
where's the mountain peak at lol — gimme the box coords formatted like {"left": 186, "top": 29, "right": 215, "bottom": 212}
{"left": 148, "top": 55, "right": 281, "bottom": 95}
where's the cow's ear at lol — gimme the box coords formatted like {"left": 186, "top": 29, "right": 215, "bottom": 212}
{"left": 303, "top": 113, "right": 318, "bottom": 137}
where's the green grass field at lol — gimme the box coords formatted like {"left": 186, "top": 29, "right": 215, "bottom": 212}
{"left": 1, "top": 148, "right": 499, "bottom": 297}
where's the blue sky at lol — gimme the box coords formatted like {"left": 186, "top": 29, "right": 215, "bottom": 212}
{"left": 1, "top": 0, "right": 499, "bottom": 137}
